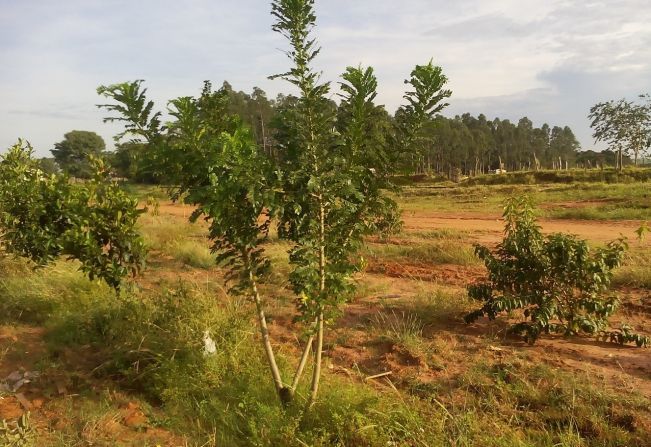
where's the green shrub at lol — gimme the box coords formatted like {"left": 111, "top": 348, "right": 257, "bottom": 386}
{"left": 466, "top": 196, "right": 648, "bottom": 346}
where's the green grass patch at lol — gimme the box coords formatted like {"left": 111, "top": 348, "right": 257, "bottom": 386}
{"left": 396, "top": 181, "right": 651, "bottom": 222}
{"left": 463, "top": 167, "right": 651, "bottom": 186}
{"left": 166, "top": 240, "right": 214, "bottom": 269}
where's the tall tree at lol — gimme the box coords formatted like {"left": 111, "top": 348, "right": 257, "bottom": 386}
{"left": 589, "top": 95, "right": 651, "bottom": 169}
{"left": 51, "top": 130, "right": 106, "bottom": 178}
{"left": 270, "top": 0, "right": 446, "bottom": 408}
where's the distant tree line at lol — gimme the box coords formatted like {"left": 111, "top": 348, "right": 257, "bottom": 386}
{"left": 40, "top": 86, "right": 650, "bottom": 181}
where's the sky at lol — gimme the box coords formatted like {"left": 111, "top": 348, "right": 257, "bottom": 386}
{"left": 1, "top": 0, "right": 650, "bottom": 157}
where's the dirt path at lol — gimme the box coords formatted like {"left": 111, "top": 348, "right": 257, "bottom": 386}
{"left": 402, "top": 211, "right": 643, "bottom": 243}
{"left": 155, "top": 200, "right": 644, "bottom": 244}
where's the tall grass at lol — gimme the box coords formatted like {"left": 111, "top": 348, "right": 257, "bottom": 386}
{"left": 613, "top": 248, "right": 651, "bottom": 289}
{"left": 140, "top": 215, "right": 215, "bottom": 269}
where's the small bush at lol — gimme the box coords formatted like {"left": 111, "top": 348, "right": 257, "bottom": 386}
{"left": 466, "top": 196, "right": 649, "bottom": 346}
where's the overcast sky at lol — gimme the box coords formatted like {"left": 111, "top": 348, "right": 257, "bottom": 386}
{"left": 1, "top": 0, "right": 650, "bottom": 156}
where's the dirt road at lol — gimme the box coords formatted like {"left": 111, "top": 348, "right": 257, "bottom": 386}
{"left": 402, "top": 211, "right": 643, "bottom": 243}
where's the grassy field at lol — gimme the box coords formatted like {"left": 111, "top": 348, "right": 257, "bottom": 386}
{"left": 400, "top": 182, "right": 651, "bottom": 220}
{"left": 1, "top": 181, "right": 650, "bottom": 446}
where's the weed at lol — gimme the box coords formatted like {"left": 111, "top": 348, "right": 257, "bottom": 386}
{"left": 373, "top": 309, "right": 424, "bottom": 347}
{"left": 410, "top": 288, "right": 471, "bottom": 325}
{"left": 366, "top": 240, "right": 479, "bottom": 266}
{"left": 0, "top": 412, "right": 34, "bottom": 446}
{"left": 168, "top": 240, "right": 214, "bottom": 269}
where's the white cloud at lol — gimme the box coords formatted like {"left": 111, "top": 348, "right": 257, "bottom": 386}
{"left": 0, "top": 0, "right": 650, "bottom": 155}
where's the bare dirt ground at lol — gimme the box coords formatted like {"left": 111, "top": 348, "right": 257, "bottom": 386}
{"left": 402, "top": 211, "right": 642, "bottom": 243}
{"left": 0, "top": 326, "right": 187, "bottom": 445}
{"left": 147, "top": 202, "right": 651, "bottom": 399}
{"left": 1, "top": 200, "right": 650, "bottom": 444}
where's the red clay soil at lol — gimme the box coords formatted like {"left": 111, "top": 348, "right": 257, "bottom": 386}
{"left": 402, "top": 211, "right": 643, "bottom": 243}
{"left": 0, "top": 325, "right": 187, "bottom": 446}
{"left": 367, "top": 260, "right": 484, "bottom": 286}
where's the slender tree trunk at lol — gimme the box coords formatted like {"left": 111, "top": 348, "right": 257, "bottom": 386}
{"left": 619, "top": 149, "right": 623, "bottom": 172}
{"left": 290, "top": 333, "right": 313, "bottom": 392}
{"left": 307, "top": 199, "right": 327, "bottom": 409}
{"left": 308, "top": 312, "right": 324, "bottom": 408}
{"left": 260, "top": 115, "right": 268, "bottom": 156}
{"left": 247, "top": 260, "right": 285, "bottom": 401}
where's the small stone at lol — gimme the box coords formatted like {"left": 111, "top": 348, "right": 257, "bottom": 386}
{"left": 12, "top": 378, "right": 29, "bottom": 392}
{"left": 6, "top": 371, "right": 22, "bottom": 382}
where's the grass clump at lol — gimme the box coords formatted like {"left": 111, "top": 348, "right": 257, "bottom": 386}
{"left": 612, "top": 247, "right": 651, "bottom": 289}
{"left": 372, "top": 309, "right": 424, "bottom": 347}
{"left": 167, "top": 240, "right": 214, "bottom": 269}
{"left": 409, "top": 288, "right": 472, "bottom": 325}
{"left": 366, "top": 240, "right": 479, "bottom": 266}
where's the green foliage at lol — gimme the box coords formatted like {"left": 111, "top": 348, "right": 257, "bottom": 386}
{"left": 96, "top": 80, "right": 162, "bottom": 144}
{"left": 466, "top": 196, "right": 647, "bottom": 346}
{"left": 36, "top": 157, "right": 59, "bottom": 175}
{"left": 395, "top": 60, "right": 452, "bottom": 173}
{"left": 270, "top": 0, "right": 438, "bottom": 324}
{"left": 96, "top": 79, "right": 293, "bottom": 400}
{"left": 270, "top": 0, "right": 438, "bottom": 404}
{"left": 97, "top": 80, "right": 273, "bottom": 294}
{"left": 0, "top": 412, "right": 34, "bottom": 446}
{"left": 464, "top": 167, "right": 651, "bottom": 186}
{"left": 108, "top": 141, "right": 160, "bottom": 183}
{"left": 0, "top": 140, "right": 145, "bottom": 290}
{"left": 602, "top": 324, "right": 650, "bottom": 347}
{"left": 51, "top": 130, "right": 106, "bottom": 178}
{"left": 589, "top": 94, "right": 651, "bottom": 167}
{"left": 97, "top": 0, "right": 449, "bottom": 406}
{"left": 0, "top": 141, "right": 74, "bottom": 266}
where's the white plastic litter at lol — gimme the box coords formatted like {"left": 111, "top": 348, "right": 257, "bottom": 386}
{"left": 203, "top": 330, "right": 217, "bottom": 356}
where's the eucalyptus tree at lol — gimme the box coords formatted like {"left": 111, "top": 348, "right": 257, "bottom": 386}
{"left": 589, "top": 95, "right": 651, "bottom": 169}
